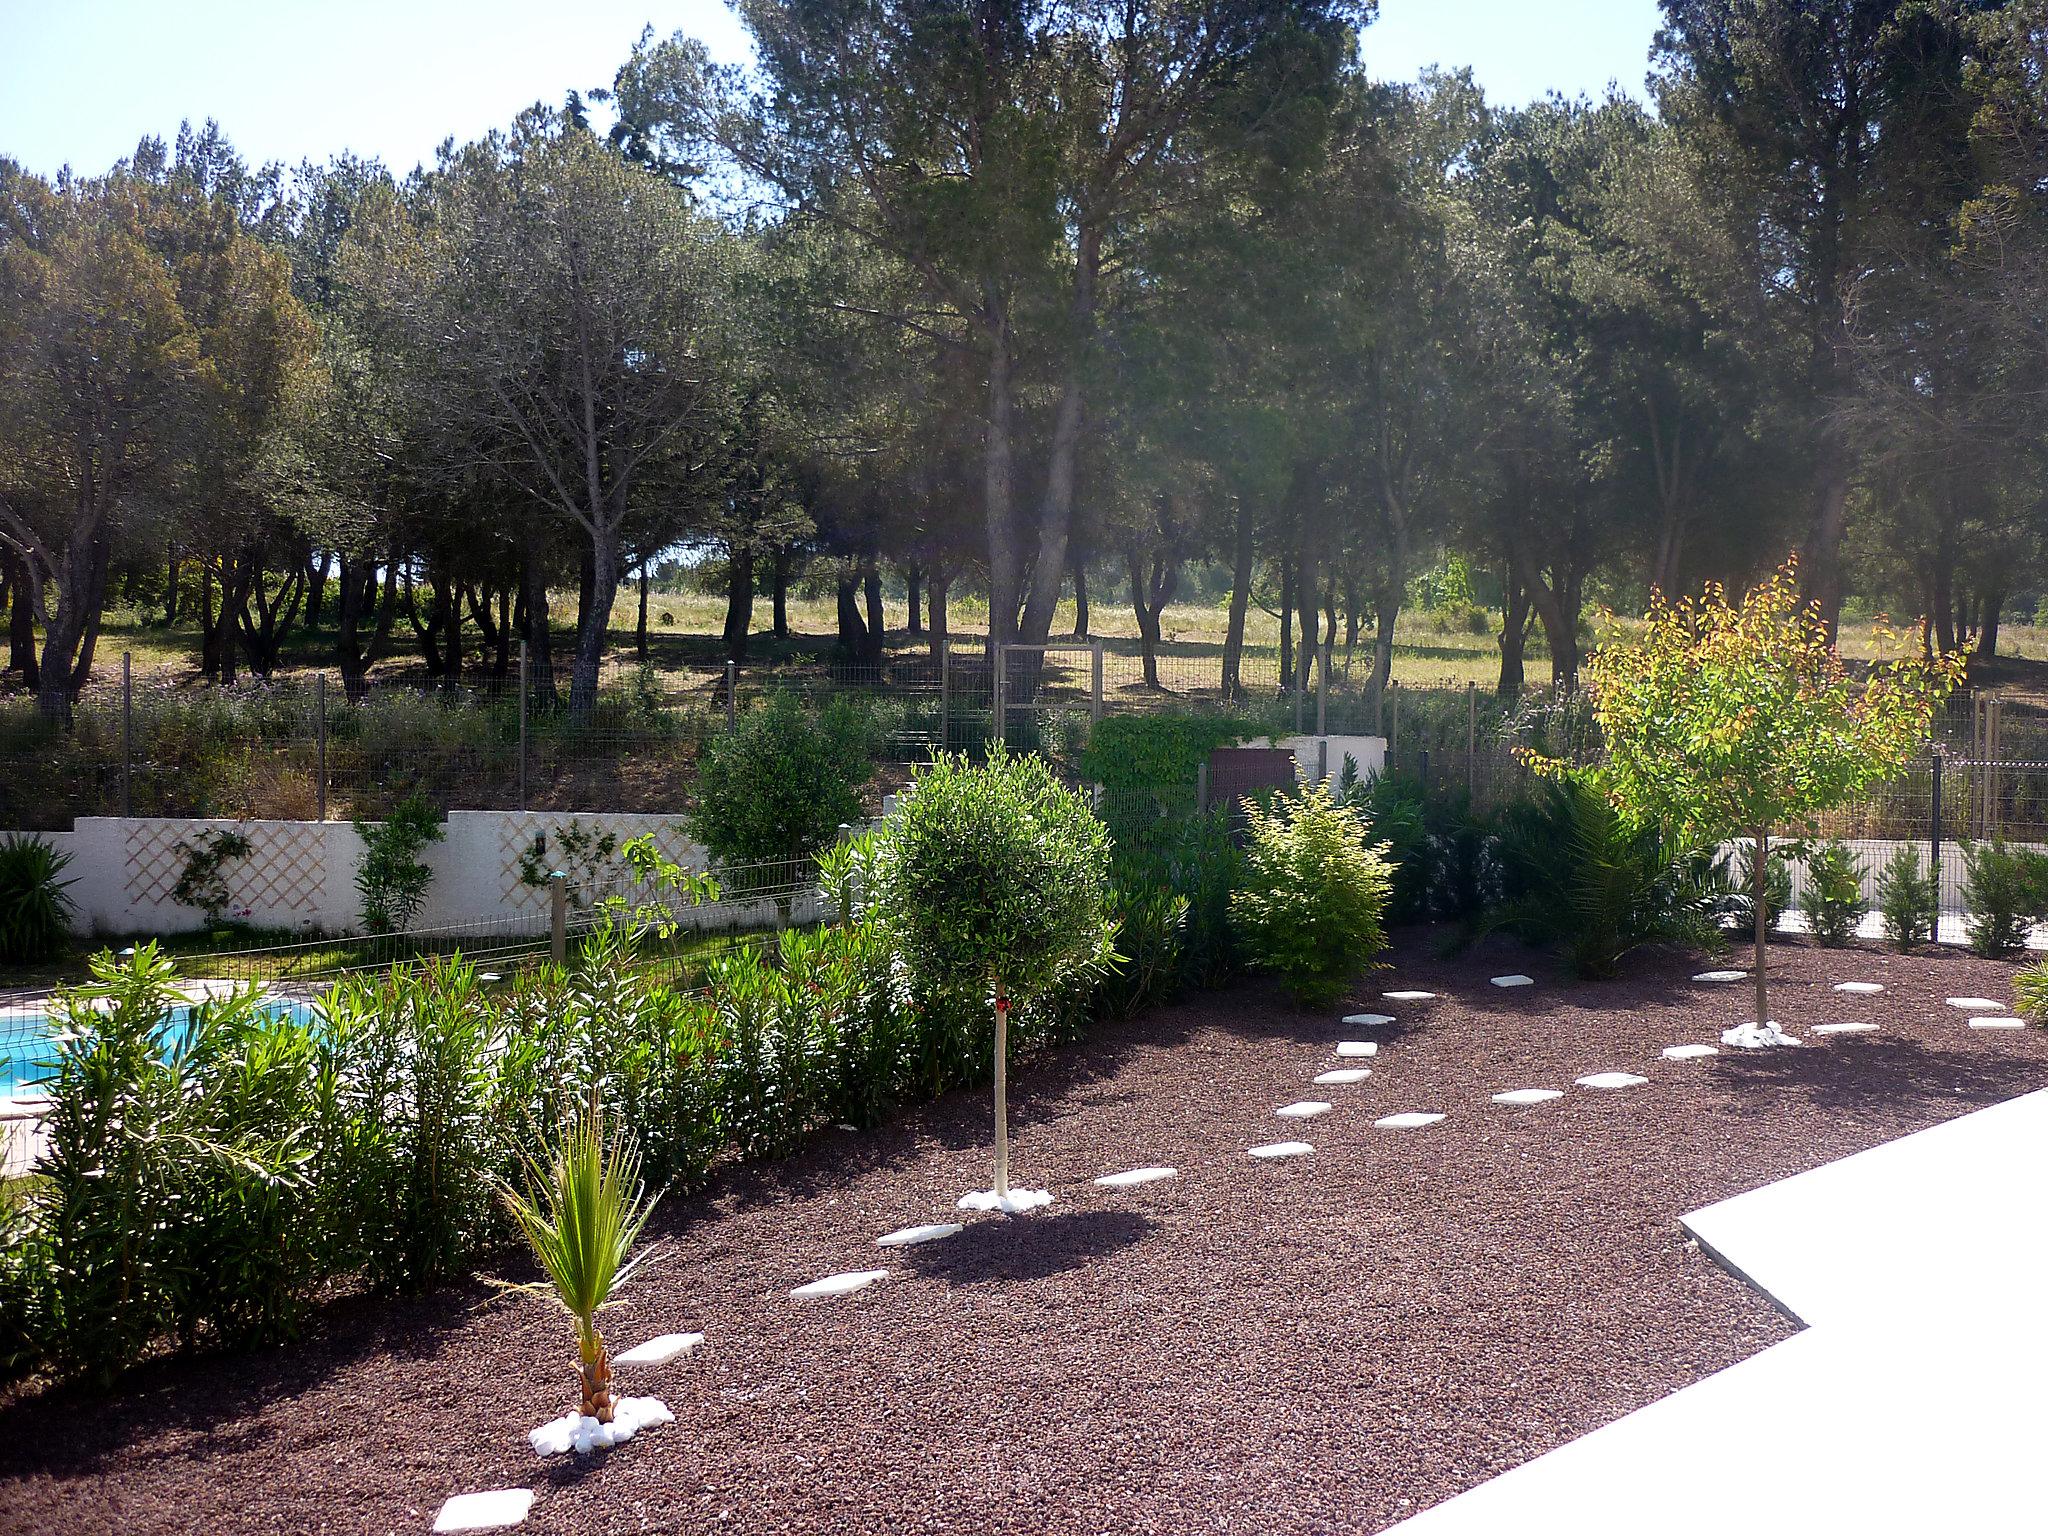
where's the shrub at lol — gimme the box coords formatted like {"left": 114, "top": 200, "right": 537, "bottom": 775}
{"left": 0, "top": 833, "right": 75, "bottom": 964}
{"left": 1105, "top": 804, "right": 1240, "bottom": 989}
{"left": 688, "top": 692, "right": 879, "bottom": 887}
{"left": 1079, "top": 713, "right": 1257, "bottom": 792}
{"left": 352, "top": 792, "right": 443, "bottom": 933}
{"left": 2012, "top": 958, "right": 2048, "bottom": 1025}
{"left": 1959, "top": 837, "right": 2048, "bottom": 957}
{"left": 1492, "top": 775, "right": 1724, "bottom": 980}
{"left": 1799, "top": 840, "right": 1868, "bottom": 947}
{"left": 1875, "top": 846, "right": 1940, "bottom": 950}
{"left": 864, "top": 747, "right": 1116, "bottom": 1200}
{"left": 1351, "top": 773, "right": 1500, "bottom": 926}
{"left": 1231, "top": 785, "right": 1393, "bottom": 1007}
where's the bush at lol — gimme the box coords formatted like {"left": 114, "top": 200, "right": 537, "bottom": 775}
{"left": 2012, "top": 958, "right": 2048, "bottom": 1024}
{"left": 1799, "top": 840, "right": 1868, "bottom": 947}
{"left": 1875, "top": 846, "right": 1940, "bottom": 950}
{"left": 0, "top": 833, "right": 75, "bottom": 964}
{"left": 1726, "top": 841, "right": 1795, "bottom": 937}
{"left": 1959, "top": 837, "right": 2048, "bottom": 957}
{"left": 1351, "top": 773, "right": 1500, "bottom": 926}
{"left": 689, "top": 692, "right": 879, "bottom": 895}
{"left": 1492, "top": 775, "right": 1724, "bottom": 980}
{"left": 1079, "top": 712, "right": 1258, "bottom": 792}
{"left": 1231, "top": 785, "right": 1393, "bottom": 1007}
{"left": 1105, "top": 804, "right": 1240, "bottom": 989}
{"left": 352, "top": 792, "right": 443, "bottom": 933}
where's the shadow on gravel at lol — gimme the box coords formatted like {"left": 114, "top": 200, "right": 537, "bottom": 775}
{"left": 909, "top": 1208, "right": 1153, "bottom": 1287}
{"left": 1704, "top": 1034, "right": 2047, "bottom": 1119}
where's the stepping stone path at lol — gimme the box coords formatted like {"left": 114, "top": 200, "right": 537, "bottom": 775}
{"left": 1248, "top": 1141, "right": 1314, "bottom": 1159}
{"left": 1335, "top": 1041, "right": 1379, "bottom": 1058}
{"left": 434, "top": 1490, "right": 534, "bottom": 1533}
{"left": 1094, "top": 1167, "right": 1177, "bottom": 1188}
{"left": 1948, "top": 997, "right": 2003, "bottom": 1011}
{"left": 1344, "top": 1013, "right": 1395, "bottom": 1026}
{"left": 1275, "top": 1100, "right": 1332, "bottom": 1120}
{"left": 1693, "top": 970, "right": 1747, "bottom": 983}
{"left": 875, "top": 1223, "right": 962, "bottom": 1248}
{"left": 1492, "top": 1089, "right": 1563, "bottom": 1107}
{"left": 1968, "top": 1016, "right": 2027, "bottom": 1031}
{"left": 1375, "top": 1112, "right": 1444, "bottom": 1129}
{"left": 791, "top": 1269, "right": 889, "bottom": 1300}
{"left": 1314, "top": 1068, "right": 1371, "bottom": 1085}
{"left": 1383, "top": 990, "right": 1437, "bottom": 1002}
{"left": 615, "top": 1332, "right": 703, "bottom": 1365}
{"left": 1813, "top": 1021, "right": 1877, "bottom": 1036}
{"left": 1491, "top": 974, "right": 1535, "bottom": 988}
{"left": 1576, "top": 1072, "right": 1649, "bottom": 1090}
{"left": 1662, "top": 1044, "right": 1719, "bottom": 1061}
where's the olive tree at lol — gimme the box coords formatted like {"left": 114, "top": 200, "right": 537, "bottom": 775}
{"left": 1553, "top": 561, "right": 1962, "bottom": 1044}
{"left": 866, "top": 747, "right": 1116, "bottom": 1212}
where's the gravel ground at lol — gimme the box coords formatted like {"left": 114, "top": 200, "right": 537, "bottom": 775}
{"left": 3, "top": 934, "right": 2045, "bottom": 1536}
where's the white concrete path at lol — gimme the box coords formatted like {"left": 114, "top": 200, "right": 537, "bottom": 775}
{"left": 1382, "top": 1088, "right": 2048, "bottom": 1534}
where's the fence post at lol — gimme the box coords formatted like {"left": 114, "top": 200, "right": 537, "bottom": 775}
{"left": 549, "top": 870, "right": 567, "bottom": 965}
{"left": 1090, "top": 639, "right": 1105, "bottom": 726}
{"left": 120, "top": 651, "right": 132, "bottom": 818}
{"left": 1389, "top": 682, "right": 1400, "bottom": 766}
{"left": 1466, "top": 681, "right": 1477, "bottom": 793}
{"left": 994, "top": 644, "right": 1008, "bottom": 747}
{"left": 315, "top": 672, "right": 328, "bottom": 822}
{"left": 940, "top": 639, "right": 951, "bottom": 751}
{"left": 1196, "top": 759, "right": 1209, "bottom": 813}
{"left": 1930, "top": 747, "right": 1944, "bottom": 912}
{"left": 724, "top": 659, "right": 738, "bottom": 730}
{"left": 1316, "top": 737, "right": 1328, "bottom": 785}
{"left": 1317, "top": 642, "right": 1329, "bottom": 736}
{"left": 517, "top": 640, "right": 529, "bottom": 814}
{"left": 1419, "top": 746, "right": 1430, "bottom": 790}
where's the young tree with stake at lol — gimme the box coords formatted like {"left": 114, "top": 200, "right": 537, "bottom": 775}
{"left": 1546, "top": 560, "right": 1962, "bottom": 1044}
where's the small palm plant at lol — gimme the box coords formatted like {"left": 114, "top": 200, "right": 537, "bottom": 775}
{"left": 498, "top": 1096, "right": 660, "bottom": 1424}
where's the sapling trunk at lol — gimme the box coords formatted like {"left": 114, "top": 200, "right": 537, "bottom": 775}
{"left": 992, "top": 984, "right": 1010, "bottom": 1198}
{"left": 1753, "top": 826, "right": 1769, "bottom": 1027}
{"left": 578, "top": 1320, "right": 615, "bottom": 1422}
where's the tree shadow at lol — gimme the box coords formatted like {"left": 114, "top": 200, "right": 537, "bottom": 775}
{"left": 907, "top": 1208, "right": 1154, "bottom": 1287}
{"left": 1701, "top": 1032, "right": 2048, "bottom": 1120}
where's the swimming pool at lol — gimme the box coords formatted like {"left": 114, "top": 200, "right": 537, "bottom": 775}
{"left": 0, "top": 998, "right": 318, "bottom": 1099}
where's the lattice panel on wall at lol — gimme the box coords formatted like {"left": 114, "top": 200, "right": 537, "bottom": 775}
{"left": 494, "top": 814, "right": 696, "bottom": 913}
{"left": 123, "top": 821, "right": 327, "bottom": 915}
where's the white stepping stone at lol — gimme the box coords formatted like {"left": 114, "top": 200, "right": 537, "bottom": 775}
{"left": 1375, "top": 1112, "right": 1444, "bottom": 1129}
{"left": 791, "top": 1268, "right": 889, "bottom": 1300}
{"left": 1491, "top": 974, "right": 1535, "bottom": 988}
{"left": 615, "top": 1331, "right": 703, "bottom": 1365}
{"left": 1968, "top": 1016, "right": 2027, "bottom": 1030}
{"left": 1492, "top": 1089, "right": 1563, "bottom": 1107}
{"left": 1813, "top": 1021, "right": 1877, "bottom": 1036}
{"left": 1314, "top": 1068, "right": 1371, "bottom": 1085}
{"left": 1947, "top": 997, "right": 2002, "bottom": 1011}
{"left": 1577, "top": 1072, "right": 1649, "bottom": 1089}
{"left": 1248, "top": 1140, "right": 1314, "bottom": 1159}
{"left": 1383, "top": 990, "right": 1437, "bottom": 1002}
{"left": 1344, "top": 1013, "right": 1396, "bottom": 1026}
{"left": 434, "top": 1490, "right": 534, "bottom": 1533}
{"left": 875, "top": 1223, "right": 962, "bottom": 1247}
{"left": 1335, "top": 1041, "right": 1379, "bottom": 1058}
{"left": 1662, "top": 1044, "right": 1719, "bottom": 1061}
{"left": 1693, "top": 970, "right": 1747, "bottom": 983}
{"left": 957, "top": 1187, "right": 1054, "bottom": 1213}
{"left": 1832, "top": 981, "right": 1885, "bottom": 994}
{"left": 1094, "top": 1166, "right": 1177, "bottom": 1188}
{"left": 1276, "top": 1100, "right": 1333, "bottom": 1120}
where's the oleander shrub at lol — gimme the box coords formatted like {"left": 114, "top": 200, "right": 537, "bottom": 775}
{"left": 1959, "top": 837, "right": 2048, "bottom": 957}
{"left": 1875, "top": 845, "right": 1940, "bottom": 950}
{"left": 1231, "top": 785, "right": 1393, "bottom": 1007}
{"left": 1799, "top": 840, "right": 1868, "bottom": 947}
{"left": 0, "top": 833, "right": 75, "bottom": 964}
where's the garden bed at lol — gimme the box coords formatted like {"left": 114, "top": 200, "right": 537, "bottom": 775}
{"left": 3, "top": 934, "right": 2045, "bottom": 1535}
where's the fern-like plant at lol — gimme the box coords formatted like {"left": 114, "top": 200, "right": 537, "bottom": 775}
{"left": 2011, "top": 958, "right": 2048, "bottom": 1026}
{"left": 498, "top": 1095, "right": 660, "bottom": 1424}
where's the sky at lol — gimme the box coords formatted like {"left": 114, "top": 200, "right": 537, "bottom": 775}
{"left": 0, "top": 0, "right": 1665, "bottom": 181}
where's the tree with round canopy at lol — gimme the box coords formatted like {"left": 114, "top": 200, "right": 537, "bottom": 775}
{"left": 867, "top": 746, "right": 1117, "bottom": 1211}
{"left": 1542, "top": 560, "right": 1963, "bottom": 1044}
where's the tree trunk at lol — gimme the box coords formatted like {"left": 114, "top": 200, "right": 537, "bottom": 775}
{"left": 566, "top": 529, "right": 619, "bottom": 722}
{"left": 927, "top": 567, "right": 949, "bottom": 660}
{"left": 1800, "top": 466, "right": 1851, "bottom": 642}
{"left": 1278, "top": 558, "right": 1295, "bottom": 693}
{"left": 992, "top": 990, "right": 1011, "bottom": 1198}
{"left": 1013, "top": 228, "right": 1101, "bottom": 667}
{"left": 336, "top": 553, "right": 399, "bottom": 703}
{"left": 722, "top": 544, "right": 754, "bottom": 662}
{"left": 835, "top": 573, "right": 868, "bottom": 658}
{"left": 635, "top": 560, "right": 651, "bottom": 663}
{"left": 906, "top": 564, "right": 923, "bottom": 636}
{"left": 983, "top": 309, "right": 1022, "bottom": 654}
{"left": 1125, "top": 545, "right": 1177, "bottom": 690}
{"left": 520, "top": 538, "right": 558, "bottom": 711}
{"left": 862, "top": 562, "right": 885, "bottom": 658}
{"left": 1221, "top": 506, "right": 1254, "bottom": 700}
{"left": 1752, "top": 826, "right": 1770, "bottom": 1027}
{"left": 1498, "top": 567, "right": 1530, "bottom": 702}
{"left": 163, "top": 545, "right": 183, "bottom": 626}
{"left": 1295, "top": 542, "right": 1321, "bottom": 694}
{"left": 1070, "top": 553, "right": 1089, "bottom": 638}
{"left": 3, "top": 548, "right": 37, "bottom": 687}
{"left": 771, "top": 547, "right": 790, "bottom": 639}
{"left": 306, "top": 549, "right": 331, "bottom": 631}
{"left": 1979, "top": 589, "right": 2004, "bottom": 660}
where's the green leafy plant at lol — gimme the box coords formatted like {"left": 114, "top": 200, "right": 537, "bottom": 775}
{"left": 1492, "top": 774, "right": 1723, "bottom": 980}
{"left": 1728, "top": 841, "right": 1796, "bottom": 938}
{"left": 2011, "top": 958, "right": 2048, "bottom": 1026}
{"left": 1079, "top": 713, "right": 1257, "bottom": 793}
{"left": 864, "top": 746, "right": 1116, "bottom": 1205}
{"left": 0, "top": 832, "right": 75, "bottom": 964}
{"left": 498, "top": 1094, "right": 660, "bottom": 1424}
{"left": 517, "top": 820, "right": 620, "bottom": 912}
{"left": 352, "top": 793, "right": 443, "bottom": 934}
{"left": 1230, "top": 784, "right": 1393, "bottom": 1007}
{"left": 1799, "top": 840, "right": 1868, "bottom": 947}
{"left": 1875, "top": 845, "right": 1940, "bottom": 950}
{"left": 170, "top": 828, "right": 253, "bottom": 924}
{"left": 1537, "top": 561, "right": 1963, "bottom": 1030}
{"left": 1959, "top": 837, "right": 2048, "bottom": 958}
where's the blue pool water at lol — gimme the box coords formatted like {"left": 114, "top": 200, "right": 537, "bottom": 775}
{"left": 0, "top": 998, "right": 318, "bottom": 1099}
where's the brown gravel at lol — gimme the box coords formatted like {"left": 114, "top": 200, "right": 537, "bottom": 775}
{"left": 3, "top": 934, "right": 2046, "bottom": 1536}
